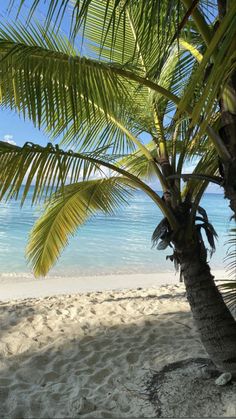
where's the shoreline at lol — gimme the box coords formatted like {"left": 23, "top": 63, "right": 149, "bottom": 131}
{"left": 0, "top": 269, "right": 228, "bottom": 302}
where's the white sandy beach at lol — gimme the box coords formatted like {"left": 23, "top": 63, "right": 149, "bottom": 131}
{"left": 0, "top": 269, "right": 228, "bottom": 301}
{"left": 0, "top": 270, "right": 234, "bottom": 418}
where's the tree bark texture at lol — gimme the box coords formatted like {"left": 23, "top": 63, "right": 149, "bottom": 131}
{"left": 176, "top": 244, "right": 236, "bottom": 374}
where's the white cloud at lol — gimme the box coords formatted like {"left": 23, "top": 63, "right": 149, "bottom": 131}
{"left": 90, "top": 167, "right": 112, "bottom": 179}
{"left": 2, "top": 134, "right": 16, "bottom": 146}
{"left": 66, "top": 166, "right": 114, "bottom": 182}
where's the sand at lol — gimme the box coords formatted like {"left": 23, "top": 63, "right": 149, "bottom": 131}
{"left": 0, "top": 271, "right": 233, "bottom": 418}
{"left": 0, "top": 269, "right": 227, "bottom": 301}
{"left": 0, "top": 282, "right": 207, "bottom": 418}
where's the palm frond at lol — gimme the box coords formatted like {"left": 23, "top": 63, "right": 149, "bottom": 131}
{"left": 83, "top": 1, "right": 180, "bottom": 73}
{"left": 26, "top": 177, "right": 133, "bottom": 277}
{"left": 219, "top": 228, "right": 236, "bottom": 309}
{"left": 224, "top": 228, "right": 236, "bottom": 279}
{"left": 0, "top": 21, "right": 130, "bottom": 130}
{"left": 168, "top": 173, "right": 222, "bottom": 185}
{"left": 196, "top": 219, "right": 218, "bottom": 257}
{"left": 8, "top": 0, "right": 215, "bottom": 49}
{"left": 152, "top": 218, "right": 172, "bottom": 250}
{"left": 182, "top": 146, "right": 220, "bottom": 200}
{"left": 82, "top": 1, "right": 198, "bottom": 123}
{"left": 5, "top": 2, "right": 199, "bottom": 128}
{"left": 177, "top": 4, "right": 236, "bottom": 142}
{"left": 117, "top": 141, "right": 158, "bottom": 179}
{"left": 151, "top": 202, "right": 217, "bottom": 264}
{"left": 0, "top": 20, "right": 181, "bottom": 155}
{"left": 0, "top": 140, "right": 176, "bottom": 228}
{"left": 220, "top": 282, "right": 236, "bottom": 311}
{"left": 56, "top": 99, "right": 136, "bottom": 155}
{"left": 8, "top": 0, "right": 183, "bottom": 48}
{"left": 0, "top": 140, "right": 125, "bottom": 205}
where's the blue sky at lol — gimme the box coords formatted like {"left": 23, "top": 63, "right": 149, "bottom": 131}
{"left": 0, "top": 1, "right": 69, "bottom": 148}
{"left": 0, "top": 108, "right": 49, "bottom": 147}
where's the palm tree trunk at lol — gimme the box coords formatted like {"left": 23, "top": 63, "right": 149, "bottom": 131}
{"left": 222, "top": 159, "right": 236, "bottom": 217}
{"left": 176, "top": 243, "right": 236, "bottom": 374}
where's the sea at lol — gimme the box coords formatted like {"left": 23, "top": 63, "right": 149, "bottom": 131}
{"left": 0, "top": 189, "right": 233, "bottom": 278}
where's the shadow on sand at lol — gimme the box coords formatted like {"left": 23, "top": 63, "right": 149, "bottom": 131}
{"left": 0, "top": 294, "right": 206, "bottom": 418}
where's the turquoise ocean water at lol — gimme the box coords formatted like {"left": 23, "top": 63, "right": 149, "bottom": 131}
{"left": 0, "top": 189, "right": 233, "bottom": 278}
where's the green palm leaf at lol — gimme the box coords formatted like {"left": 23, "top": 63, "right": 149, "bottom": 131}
{"left": 182, "top": 146, "right": 220, "bottom": 201}
{"left": 224, "top": 228, "right": 236, "bottom": 280}
{"left": 0, "top": 22, "right": 128, "bottom": 128}
{"left": 219, "top": 228, "right": 236, "bottom": 308}
{"left": 118, "top": 144, "right": 158, "bottom": 180}
{"left": 177, "top": 5, "right": 236, "bottom": 138}
{"left": 8, "top": 0, "right": 183, "bottom": 48}
{"left": 82, "top": 1, "right": 198, "bottom": 121}
{"left": 26, "top": 177, "right": 133, "bottom": 277}
{"left": 82, "top": 1, "right": 178, "bottom": 71}
{"left": 0, "top": 141, "right": 176, "bottom": 228}
{"left": 8, "top": 1, "right": 214, "bottom": 49}
{"left": 0, "top": 140, "right": 119, "bottom": 204}
{"left": 0, "top": 21, "right": 180, "bottom": 154}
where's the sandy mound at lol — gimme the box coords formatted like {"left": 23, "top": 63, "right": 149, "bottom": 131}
{"left": 0, "top": 284, "right": 216, "bottom": 418}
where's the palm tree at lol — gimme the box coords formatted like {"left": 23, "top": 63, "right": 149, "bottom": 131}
{"left": 0, "top": 2, "right": 236, "bottom": 375}
{"left": 8, "top": 0, "right": 236, "bottom": 216}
